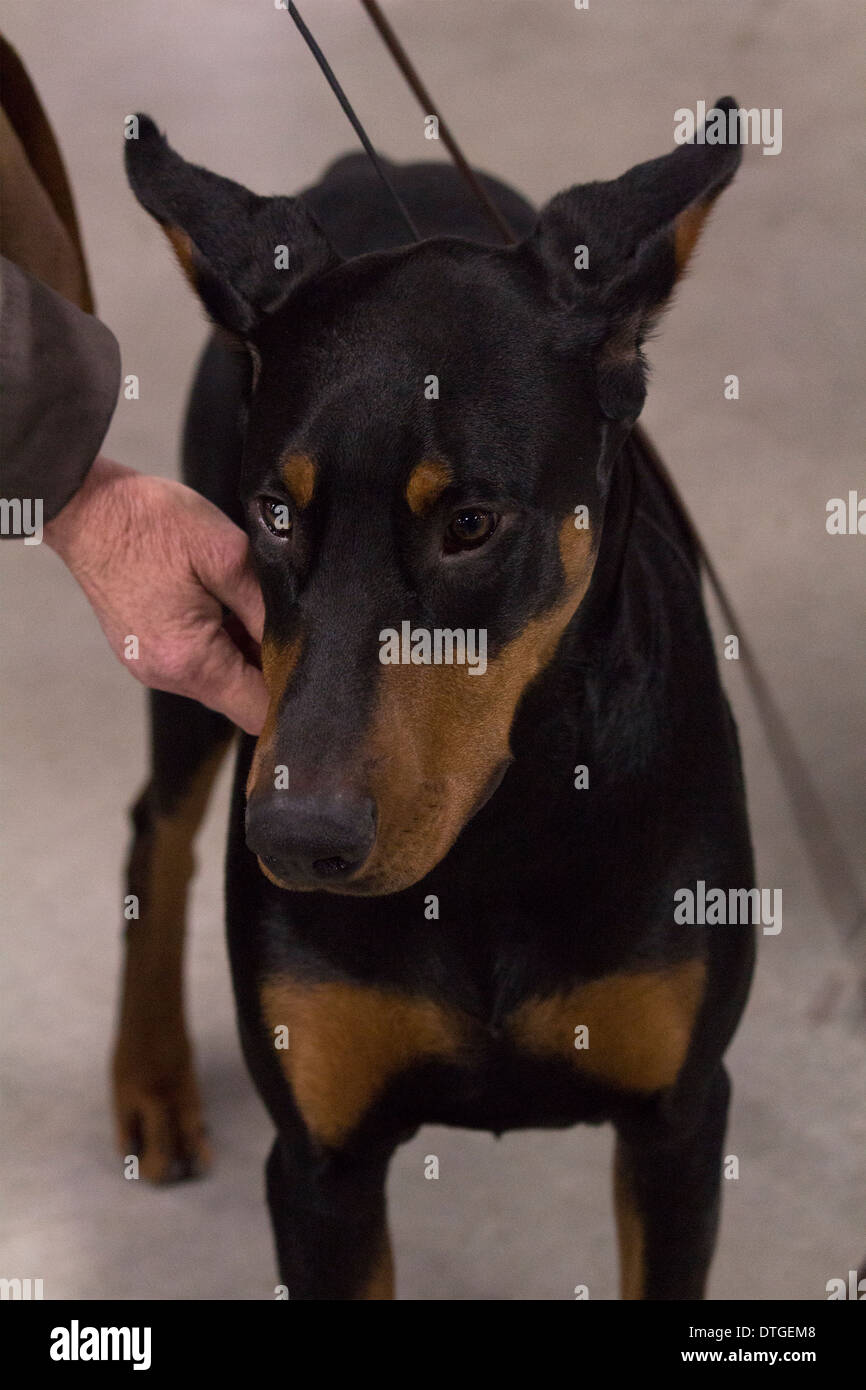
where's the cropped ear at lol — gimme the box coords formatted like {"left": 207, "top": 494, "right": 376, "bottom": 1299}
{"left": 528, "top": 97, "right": 743, "bottom": 420}
{"left": 125, "top": 115, "right": 340, "bottom": 336}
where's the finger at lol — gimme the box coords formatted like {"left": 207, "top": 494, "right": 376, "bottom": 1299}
{"left": 194, "top": 525, "right": 265, "bottom": 644}
{"left": 190, "top": 628, "right": 269, "bottom": 735}
{"left": 224, "top": 558, "right": 265, "bottom": 645}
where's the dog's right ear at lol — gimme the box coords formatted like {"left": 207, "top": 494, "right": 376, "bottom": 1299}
{"left": 125, "top": 116, "right": 340, "bottom": 336}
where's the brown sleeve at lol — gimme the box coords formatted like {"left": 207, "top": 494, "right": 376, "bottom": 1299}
{"left": 0, "top": 34, "right": 94, "bottom": 311}
{"left": 0, "top": 256, "right": 120, "bottom": 524}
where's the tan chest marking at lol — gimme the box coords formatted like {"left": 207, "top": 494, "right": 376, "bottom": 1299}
{"left": 509, "top": 959, "right": 706, "bottom": 1093}
{"left": 259, "top": 978, "right": 464, "bottom": 1147}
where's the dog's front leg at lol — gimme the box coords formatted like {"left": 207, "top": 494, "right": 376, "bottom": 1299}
{"left": 613, "top": 1065, "right": 731, "bottom": 1299}
{"left": 112, "top": 691, "right": 232, "bottom": 1182}
{"left": 266, "top": 1134, "right": 395, "bottom": 1300}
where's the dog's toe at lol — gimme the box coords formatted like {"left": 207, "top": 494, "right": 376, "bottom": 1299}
{"left": 113, "top": 1056, "right": 211, "bottom": 1184}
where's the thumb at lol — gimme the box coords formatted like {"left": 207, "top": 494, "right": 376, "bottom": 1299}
{"left": 193, "top": 627, "right": 269, "bottom": 735}
{"left": 219, "top": 553, "right": 266, "bottom": 646}
{"left": 194, "top": 524, "right": 266, "bottom": 645}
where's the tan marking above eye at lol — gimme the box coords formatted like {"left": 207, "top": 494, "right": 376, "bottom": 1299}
{"left": 259, "top": 977, "right": 465, "bottom": 1146}
{"left": 405, "top": 458, "right": 453, "bottom": 515}
{"left": 509, "top": 958, "right": 706, "bottom": 1094}
{"left": 279, "top": 450, "right": 317, "bottom": 510}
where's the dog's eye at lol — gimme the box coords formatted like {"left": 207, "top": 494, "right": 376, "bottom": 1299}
{"left": 257, "top": 497, "right": 293, "bottom": 537}
{"left": 444, "top": 509, "right": 498, "bottom": 554}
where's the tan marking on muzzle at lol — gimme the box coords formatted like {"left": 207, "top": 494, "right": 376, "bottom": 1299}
{"left": 354, "top": 516, "right": 597, "bottom": 894}
{"left": 259, "top": 977, "right": 465, "bottom": 1146}
{"left": 246, "top": 634, "right": 303, "bottom": 799}
{"left": 405, "top": 458, "right": 452, "bottom": 515}
{"left": 509, "top": 958, "right": 706, "bottom": 1093}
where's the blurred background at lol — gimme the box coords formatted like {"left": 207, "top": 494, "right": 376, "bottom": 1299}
{"left": 1, "top": 0, "right": 863, "bottom": 1300}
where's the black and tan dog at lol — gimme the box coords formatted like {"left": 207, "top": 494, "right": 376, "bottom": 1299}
{"left": 115, "top": 98, "right": 754, "bottom": 1299}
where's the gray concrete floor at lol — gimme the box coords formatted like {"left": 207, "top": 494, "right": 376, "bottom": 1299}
{"left": 1, "top": 0, "right": 864, "bottom": 1300}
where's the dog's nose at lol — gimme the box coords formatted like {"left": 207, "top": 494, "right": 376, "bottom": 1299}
{"left": 245, "top": 791, "right": 376, "bottom": 885}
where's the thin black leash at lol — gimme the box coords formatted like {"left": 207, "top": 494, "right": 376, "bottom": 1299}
{"left": 286, "top": 0, "right": 866, "bottom": 1010}
{"left": 359, "top": 0, "right": 517, "bottom": 243}
{"left": 286, "top": 2, "right": 421, "bottom": 242}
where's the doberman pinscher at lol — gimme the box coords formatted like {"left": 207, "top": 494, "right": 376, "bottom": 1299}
{"left": 115, "top": 97, "right": 754, "bottom": 1299}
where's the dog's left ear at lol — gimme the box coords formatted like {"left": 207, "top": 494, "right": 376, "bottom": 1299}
{"left": 528, "top": 97, "right": 743, "bottom": 420}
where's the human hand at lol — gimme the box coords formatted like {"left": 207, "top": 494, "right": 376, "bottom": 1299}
{"left": 44, "top": 457, "right": 267, "bottom": 734}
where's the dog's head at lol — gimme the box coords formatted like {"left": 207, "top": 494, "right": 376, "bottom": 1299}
{"left": 126, "top": 101, "right": 741, "bottom": 895}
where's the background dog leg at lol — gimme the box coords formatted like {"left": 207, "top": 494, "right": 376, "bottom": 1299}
{"left": 112, "top": 690, "right": 232, "bottom": 1182}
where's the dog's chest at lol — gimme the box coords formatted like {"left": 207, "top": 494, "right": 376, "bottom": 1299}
{"left": 259, "top": 956, "right": 705, "bottom": 1145}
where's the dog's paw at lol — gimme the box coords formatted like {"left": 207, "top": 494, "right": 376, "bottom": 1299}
{"left": 112, "top": 1040, "right": 212, "bottom": 1184}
